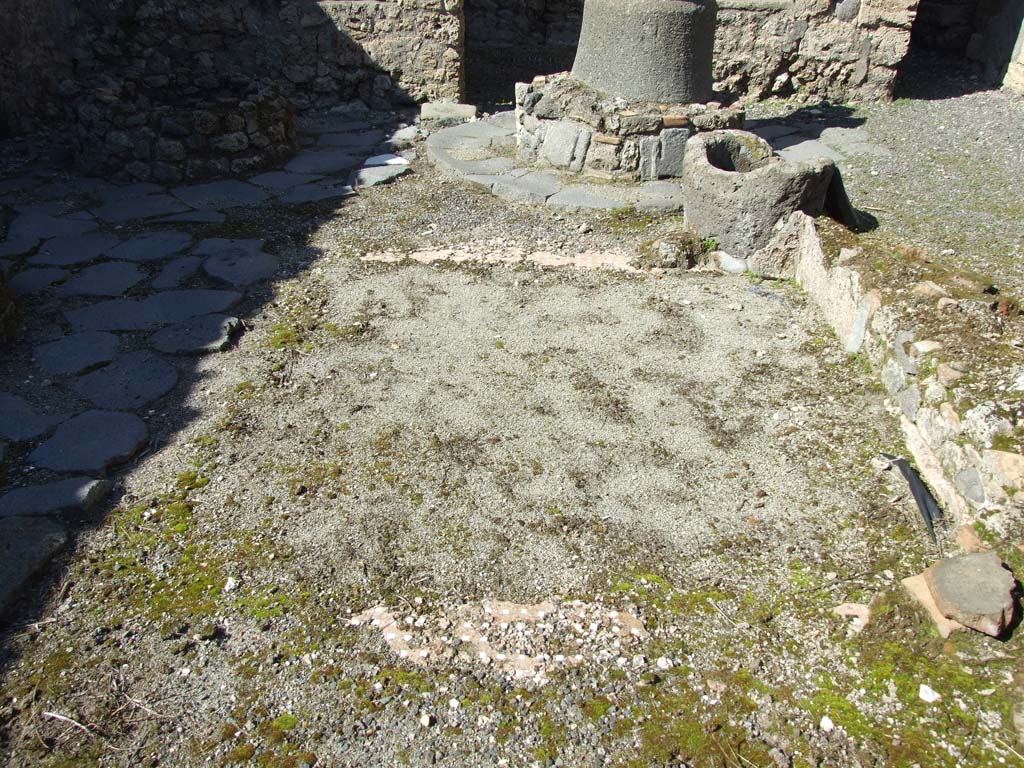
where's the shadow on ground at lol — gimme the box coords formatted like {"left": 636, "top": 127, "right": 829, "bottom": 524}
{"left": 0, "top": 0, "right": 414, "bottom": 672}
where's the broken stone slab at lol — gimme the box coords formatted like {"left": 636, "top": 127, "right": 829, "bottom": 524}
{"left": 92, "top": 194, "right": 190, "bottom": 223}
{"left": 28, "top": 410, "right": 148, "bottom": 474}
{"left": 0, "top": 516, "right": 68, "bottom": 616}
{"left": 364, "top": 153, "right": 410, "bottom": 167}
{"left": 547, "top": 186, "right": 624, "bottom": 210}
{"left": 55, "top": 261, "right": 145, "bottom": 298}
{"left": 925, "top": 552, "right": 1018, "bottom": 637}
{"left": 152, "top": 256, "right": 202, "bottom": 290}
{"left": 94, "top": 182, "right": 165, "bottom": 202}
{"left": 773, "top": 136, "right": 845, "bottom": 163}
{"left": 34, "top": 331, "right": 119, "bottom": 376}
{"left": 68, "top": 350, "right": 178, "bottom": 410}
{"left": 8, "top": 208, "right": 99, "bottom": 242}
{"left": 902, "top": 572, "right": 967, "bottom": 638}
{"left": 149, "top": 314, "right": 243, "bottom": 355}
{"left": 66, "top": 289, "right": 242, "bottom": 331}
{"left": 196, "top": 239, "right": 277, "bottom": 286}
{"left": 172, "top": 180, "right": 269, "bottom": 210}
{"left": 107, "top": 231, "right": 192, "bottom": 262}
{"left": 0, "top": 238, "right": 39, "bottom": 258}
{"left": 8, "top": 268, "right": 67, "bottom": 296}
{"left": 249, "top": 171, "right": 324, "bottom": 190}
{"left": 277, "top": 182, "right": 355, "bottom": 205}
{"left": 492, "top": 171, "right": 563, "bottom": 205}
{"left": 318, "top": 129, "right": 386, "bottom": 148}
{"left": 154, "top": 210, "right": 226, "bottom": 225}
{"left": 285, "top": 149, "right": 360, "bottom": 175}
{"left": 351, "top": 165, "right": 411, "bottom": 188}
{"left": 0, "top": 477, "right": 110, "bottom": 518}
{"left": 28, "top": 232, "right": 121, "bottom": 267}
{"left": 636, "top": 181, "right": 686, "bottom": 213}
{"left": 421, "top": 102, "right": 477, "bottom": 124}
{"left": 750, "top": 123, "right": 801, "bottom": 141}
{"left": 0, "top": 392, "right": 70, "bottom": 441}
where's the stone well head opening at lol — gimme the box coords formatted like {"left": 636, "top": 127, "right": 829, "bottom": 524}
{"left": 702, "top": 132, "right": 772, "bottom": 173}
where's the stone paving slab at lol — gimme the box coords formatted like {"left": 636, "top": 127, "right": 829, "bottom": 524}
{"left": 750, "top": 123, "right": 801, "bottom": 141}
{"left": 154, "top": 210, "right": 226, "bottom": 224}
{"left": 69, "top": 350, "right": 178, "bottom": 410}
{"left": 364, "top": 153, "right": 410, "bottom": 167}
{"left": 351, "top": 165, "right": 411, "bottom": 188}
{"left": 152, "top": 255, "right": 202, "bottom": 290}
{"left": 0, "top": 477, "right": 109, "bottom": 518}
{"left": 94, "top": 182, "right": 165, "bottom": 202}
{"left": 8, "top": 268, "right": 66, "bottom": 295}
{"left": 296, "top": 116, "right": 374, "bottom": 135}
{"left": 0, "top": 392, "right": 70, "bottom": 441}
{"left": 0, "top": 238, "right": 40, "bottom": 258}
{"left": 202, "top": 250, "right": 278, "bottom": 286}
{"left": 492, "top": 171, "right": 563, "bottom": 205}
{"left": 150, "top": 314, "right": 243, "bottom": 355}
{"left": 0, "top": 516, "right": 67, "bottom": 614}
{"left": 249, "top": 171, "right": 324, "bottom": 190}
{"left": 277, "top": 182, "right": 356, "bottom": 205}
{"left": 34, "top": 331, "right": 119, "bottom": 376}
{"left": 318, "top": 130, "right": 386, "bottom": 148}
{"left": 172, "top": 180, "right": 269, "bottom": 210}
{"left": 8, "top": 207, "right": 99, "bottom": 242}
{"left": 28, "top": 410, "right": 148, "bottom": 474}
{"left": 772, "top": 136, "right": 844, "bottom": 163}
{"left": 108, "top": 231, "right": 192, "bottom": 262}
{"left": 92, "top": 194, "right": 190, "bottom": 223}
{"left": 285, "top": 149, "right": 361, "bottom": 175}
{"left": 547, "top": 186, "right": 627, "bottom": 210}
{"left": 55, "top": 261, "right": 144, "bottom": 297}
{"left": 28, "top": 233, "right": 121, "bottom": 267}
{"left": 66, "top": 289, "right": 242, "bottom": 331}
{"left": 0, "top": 176, "right": 43, "bottom": 195}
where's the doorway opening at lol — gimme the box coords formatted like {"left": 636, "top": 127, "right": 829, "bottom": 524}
{"left": 898, "top": 0, "right": 1024, "bottom": 96}
{"left": 463, "top": 0, "right": 584, "bottom": 110}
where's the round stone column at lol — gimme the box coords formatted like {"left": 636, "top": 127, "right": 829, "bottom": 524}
{"left": 571, "top": 0, "right": 717, "bottom": 104}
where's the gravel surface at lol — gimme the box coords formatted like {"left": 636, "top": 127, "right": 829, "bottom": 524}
{"left": 749, "top": 53, "right": 1024, "bottom": 296}
{"left": 2, "top": 80, "right": 1023, "bottom": 766}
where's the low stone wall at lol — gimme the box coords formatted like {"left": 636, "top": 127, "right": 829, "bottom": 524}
{"left": 1, "top": 0, "right": 464, "bottom": 181}
{"left": 752, "top": 213, "right": 1023, "bottom": 529}
{"left": 515, "top": 74, "right": 744, "bottom": 180}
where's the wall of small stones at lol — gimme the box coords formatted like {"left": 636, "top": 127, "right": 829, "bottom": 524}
{"left": 1, "top": 0, "right": 464, "bottom": 181}
{"left": 713, "top": 0, "right": 917, "bottom": 102}
{"left": 464, "top": 0, "right": 582, "bottom": 103}
{"left": 0, "top": 0, "right": 75, "bottom": 136}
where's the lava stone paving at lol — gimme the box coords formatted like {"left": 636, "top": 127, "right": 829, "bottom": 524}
{"left": 0, "top": 112, "right": 419, "bottom": 604}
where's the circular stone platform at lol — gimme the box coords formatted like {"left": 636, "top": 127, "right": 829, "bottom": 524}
{"left": 425, "top": 112, "right": 687, "bottom": 212}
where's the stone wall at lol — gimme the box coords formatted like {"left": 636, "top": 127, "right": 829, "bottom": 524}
{"left": 465, "top": 0, "right": 582, "bottom": 103}
{"left": 0, "top": 0, "right": 75, "bottom": 136}
{"left": 713, "top": 0, "right": 916, "bottom": 102}
{"left": 464, "top": 0, "right": 915, "bottom": 103}
{"left": 0, "top": 0, "right": 464, "bottom": 181}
